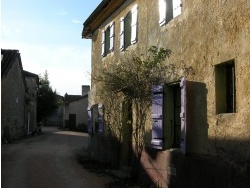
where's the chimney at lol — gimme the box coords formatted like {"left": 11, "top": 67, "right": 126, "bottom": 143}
{"left": 82, "top": 85, "right": 90, "bottom": 95}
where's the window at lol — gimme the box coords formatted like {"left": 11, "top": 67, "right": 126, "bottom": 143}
{"left": 102, "top": 27, "right": 110, "bottom": 56}
{"left": 120, "top": 13, "right": 132, "bottom": 50}
{"left": 215, "top": 61, "right": 236, "bottom": 114}
{"left": 120, "top": 4, "right": 138, "bottom": 51}
{"left": 159, "top": 0, "right": 182, "bottom": 26}
{"left": 105, "top": 27, "right": 110, "bottom": 55}
{"left": 151, "top": 77, "right": 186, "bottom": 154}
{"left": 102, "top": 22, "right": 115, "bottom": 56}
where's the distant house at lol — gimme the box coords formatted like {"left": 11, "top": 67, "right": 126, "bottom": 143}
{"left": 1, "top": 49, "right": 40, "bottom": 142}
{"left": 63, "top": 85, "right": 90, "bottom": 131}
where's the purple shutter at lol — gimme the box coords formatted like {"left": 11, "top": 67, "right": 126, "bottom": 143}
{"left": 87, "top": 106, "right": 93, "bottom": 134}
{"left": 98, "top": 104, "right": 104, "bottom": 134}
{"left": 151, "top": 85, "right": 164, "bottom": 149}
{"left": 180, "top": 77, "right": 186, "bottom": 154}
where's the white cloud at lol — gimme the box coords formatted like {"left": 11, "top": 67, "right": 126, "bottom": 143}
{"left": 49, "top": 66, "right": 91, "bottom": 95}
{"left": 72, "top": 19, "right": 82, "bottom": 24}
{"left": 1, "top": 23, "right": 23, "bottom": 39}
{"left": 1, "top": 24, "right": 11, "bottom": 37}
{"left": 15, "top": 28, "right": 23, "bottom": 35}
{"left": 59, "top": 9, "right": 68, "bottom": 16}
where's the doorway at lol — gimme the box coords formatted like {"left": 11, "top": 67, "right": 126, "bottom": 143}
{"left": 69, "top": 114, "right": 76, "bottom": 130}
{"left": 165, "top": 83, "right": 181, "bottom": 149}
{"left": 173, "top": 85, "right": 181, "bottom": 148}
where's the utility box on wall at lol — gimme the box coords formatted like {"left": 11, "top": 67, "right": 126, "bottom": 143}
{"left": 88, "top": 104, "right": 104, "bottom": 135}
{"left": 87, "top": 106, "right": 93, "bottom": 134}
{"left": 98, "top": 104, "right": 104, "bottom": 134}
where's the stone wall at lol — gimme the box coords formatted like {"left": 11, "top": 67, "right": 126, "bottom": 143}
{"left": 25, "top": 76, "right": 38, "bottom": 133}
{"left": 140, "top": 147, "right": 250, "bottom": 187}
{"left": 68, "top": 97, "right": 89, "bottom": 129}
{"left": 1, "top": 58, "right": 26, "bottom": 141}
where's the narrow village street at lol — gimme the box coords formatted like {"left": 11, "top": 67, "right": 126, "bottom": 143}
{"left": 1, "top": 126, "right": 112, "bottom": 188}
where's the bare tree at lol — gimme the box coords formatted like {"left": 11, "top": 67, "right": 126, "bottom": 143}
{"left": 92, "top": 46, "right": 194, "bottom": 178}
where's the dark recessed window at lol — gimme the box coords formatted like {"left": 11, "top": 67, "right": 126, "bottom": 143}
{"left": 215, "top": 60, "right": 236, "bottom": 114}
{"left": 102, "top": 26, "right": 110, "bottom": 57}
{"left": 102, "top": 22, "right": 114, "bottom": 57}
{"left": 120, "top": 4, "right": 138, "bottom": 51}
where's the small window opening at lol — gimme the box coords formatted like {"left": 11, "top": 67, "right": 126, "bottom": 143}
{"left": 215, "top": 60, "right": 236, "bottom": 114}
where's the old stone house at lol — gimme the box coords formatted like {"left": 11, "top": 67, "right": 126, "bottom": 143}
{"left": 82, "top": 0, "right": 250, "bottom": 187}
{"left": 23, "top": 70, "right": 40, "bottom": 134}
{"left": 1, "top": 49, "right": 40, "bottom": 142}
{"left": 63, "top": 85, "right": 90, "bottom": 131}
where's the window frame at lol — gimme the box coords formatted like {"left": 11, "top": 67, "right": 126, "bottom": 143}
{"left": 102, "top": 22, "right": 114, "bottom": 57}
{"left": 120, "top": 4, "right": 138, "bottom": 51}
{"left": 159, "top": 0, "right": 182, "bottom": 26}
{"left": 151, "top": 78, "right": 187, "bottom": 154}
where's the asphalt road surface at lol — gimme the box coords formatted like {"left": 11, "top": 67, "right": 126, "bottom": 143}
{"left": 1, "top": 126, "right": 111, "bottom": 188}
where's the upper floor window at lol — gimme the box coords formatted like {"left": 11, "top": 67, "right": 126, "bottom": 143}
{"left": 159, "top": 0, "right": 182, "bottom": 26}
{"left": 215, "top": 60, "right": 236, "bottom": 114}
{"left": 120, "top": 4, "right": 138, "bottom": 51}
{"left": 102, "top": 22, "right": 115, "bottom": 57}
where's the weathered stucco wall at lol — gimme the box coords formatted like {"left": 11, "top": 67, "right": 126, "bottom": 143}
{"left": 68, "top": 98, "right": 89, "bottom": 128}
{"left": 88, "top": 0, "right": 250, "bottom": 186}
{"left": 63, "top": 103, "right": 69, "bottom": 127}
{"left": 1, "top": 58, "right": 26, "bottom": 141}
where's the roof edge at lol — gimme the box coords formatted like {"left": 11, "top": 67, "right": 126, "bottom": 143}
{"left": 23, "top": 70, "right": 39, "bottom": 78}
{"left": 82, "top": 0, "right": 126, "bottom": 39}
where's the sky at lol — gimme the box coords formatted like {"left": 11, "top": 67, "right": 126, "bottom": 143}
{"left": 1, "top": 0, "right": 102, "bottom": 95}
